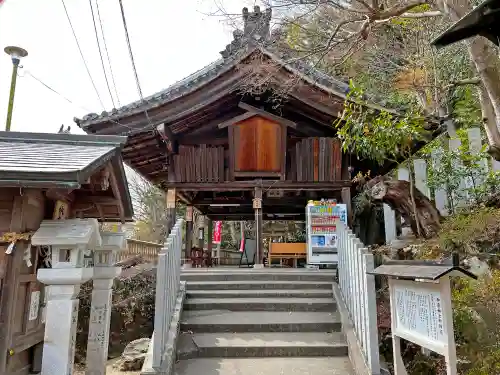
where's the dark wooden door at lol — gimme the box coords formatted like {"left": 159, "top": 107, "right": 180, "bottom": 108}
{"left": 0, "top": 243, "right": 45, "bottom": 375}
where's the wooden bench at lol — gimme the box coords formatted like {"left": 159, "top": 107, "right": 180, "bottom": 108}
{"left": 269, "top": 243, "right": 307, "bottom": 268}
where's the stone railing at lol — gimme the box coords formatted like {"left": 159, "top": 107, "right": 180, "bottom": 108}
{"left": 117, "top": 239, "right": 163, "bottom": 264}
{"left": 337, "top": 221, "right": 380, "bottom": 374}
{"left": 148, "top": 218, "right": 184, "bottom": 372}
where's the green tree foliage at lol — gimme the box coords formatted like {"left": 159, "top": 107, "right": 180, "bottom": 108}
{"left": 335, "top": 82, "right": 428, "bottom": 165}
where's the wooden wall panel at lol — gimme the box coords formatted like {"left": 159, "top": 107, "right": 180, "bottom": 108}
{"left": 173, "top": 145, "right": 225, "bottom": 182}
{"left": 234, "top": 118, "right": 258, "bottom": 171}
{"left": 233, "top": 116, "right": 282, "bottom": 174}
{"left": 289, "top": 137, "right": 343, "bottom": 182}
{"left": 255, "top": 118, "right": 281, "bottom": 172}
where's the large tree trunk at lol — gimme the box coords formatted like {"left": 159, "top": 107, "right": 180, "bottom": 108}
{"left": 440, "top": 0, "right": 500, "bottom": 160}
{"left": 367, "top": 176, "right": 442, "bottom": 239}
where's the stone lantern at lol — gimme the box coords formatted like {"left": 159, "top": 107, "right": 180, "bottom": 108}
{"left": 85, "top": 230, "right": 127, "bottom": 375}
{"left": 32, "top": 219, "right": 101, "bottom": 375}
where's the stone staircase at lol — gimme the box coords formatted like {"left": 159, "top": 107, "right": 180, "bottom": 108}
{"left": 175, "top": 269, "right": 354, "bottom": 375}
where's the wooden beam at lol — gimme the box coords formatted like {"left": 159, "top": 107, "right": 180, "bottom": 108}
{"left": 72, "top": 196, "right": 120, "bottom": 205}
{"left": 238, "top": 102, "right": 297, "bottom": 128}
{"left": 197, "top": 215, "right": 205, "bottom": 249}
{"left": 341, "top": 187, "right": 353, "bottom": 227}
{"left": 207, "top": 219, "right": 213, "bottom": 255}
{"left": 185, "top": 206, "right": 194, "bottom": 259}
{"left": 166, "top": 188, "right": 177, "bottom": 235}
{"left": 176, "top": 190, "right": 192, "bottom": 205}
{"left": 107, "top": 163, "right": 126, "bottom": 222}
{"left": 217, "top": 112, "right": 258, "bottom": 129}
{"left": 192, "top": 196, "right": 308, "bottom": 206}
{"left": 207, "top": 213, "right": 306, "bottom": 221}
{"left": 166, "top": 180, "right": 352, "bottom": 191}
{"left": 45, "top": 188, "right": 75, "bottom": 203}
{"left": 254, "top": 186, "right": 263, "bottom": 265}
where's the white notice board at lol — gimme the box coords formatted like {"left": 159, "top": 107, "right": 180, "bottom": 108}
{"left": 390, "top": 279, "right": 448, "bottom": 355}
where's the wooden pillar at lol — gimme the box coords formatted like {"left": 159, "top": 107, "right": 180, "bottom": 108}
{"left": 166, "top": 188, "right": 177, "bottom": 236}
{"left": 253, "top": 187, "right": 263, "bottom": 266}
{"left": 185, "top": 206, "right": 193, "bottom": 260}
{"left": 341, "top": 187, "right": 353, "bottom": 227}
{"left": 197, "top": 215, "right": 205, "bottom": 249}
{"left": 207, "top": 219, "right": 213, "bottom": 257}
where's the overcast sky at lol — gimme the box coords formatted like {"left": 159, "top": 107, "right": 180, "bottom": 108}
{"left": 0, "top": 0, "right": 260, "bottom": 135}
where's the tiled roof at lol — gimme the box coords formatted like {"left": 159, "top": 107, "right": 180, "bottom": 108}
{"left": 0, "top": 131, "right": 127, "bottom": 187}
{"left": 75, "top": 45, "right": 353, "bottom": 128}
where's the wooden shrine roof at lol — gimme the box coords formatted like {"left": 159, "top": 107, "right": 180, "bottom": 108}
{"left": 75, "top": 7, "right": 443, "bottom": 187}
{"left": 0, "top": 131, "right": 134, "bottom": 221}
{"left": 433, "top": 0, "right": 500, "bottom": 48}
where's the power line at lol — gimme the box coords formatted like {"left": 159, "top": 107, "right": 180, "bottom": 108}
{"left": 22, "top": 70, "right": 92, "bottom": 113}
{"left": 117, "top": 0, "right": 156, "bottom": 131}
{"left": 20, "top": 70, "right": 153, "bottom": 136}
{"left": 89, "top": 0, "right": 116, "bottom": 108}
{"left": 95, "top": 0, "right": 121, "bottom": 106}
{"left": 61, "top": 0, "right": 105, "bottom": 110}
{"left": 118, "top": 0, "right": 143, "bottom": 100}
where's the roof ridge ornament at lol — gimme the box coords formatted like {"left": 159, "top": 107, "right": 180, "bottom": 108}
{"left": 220, "top": 6, "right": 272, "bottom": 59}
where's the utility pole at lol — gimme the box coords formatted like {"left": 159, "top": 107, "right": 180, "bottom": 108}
{"left": 4, "top": 46, "right": 28, "bottom": 131}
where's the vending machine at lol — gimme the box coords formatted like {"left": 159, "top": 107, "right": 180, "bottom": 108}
{"left": 306, "top": 200, "right": 347, "bottom": 265}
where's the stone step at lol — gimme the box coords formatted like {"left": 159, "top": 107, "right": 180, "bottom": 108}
{"left": 180, "top": 270, "right": 336, "bottom": 283}
{"left": 177, "top": 332, "right": 348, "bottom": 359}
{"left": 183, "top": 297, "right": 336, "bottom": 312}
{"left": 174, "top": 357, "right": 354, "bottom": 375}
{"left": 185, "top": 280, "right": 333, "bottom": 290}
{"left": 180, "top": 310, "right": 342, "bottom": 333}
{"left": 186, "top": 288, "right": 333, "bottom": 299}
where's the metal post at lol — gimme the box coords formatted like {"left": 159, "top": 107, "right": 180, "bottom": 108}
{"left": 4, "top": 46, "right": 28, "bottom": 132}
{"left": 5, "top": 61, "right": 19, "bottom": 131}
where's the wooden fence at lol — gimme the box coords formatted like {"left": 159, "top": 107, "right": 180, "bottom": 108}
{"left": 117, "top": 239, "right": 163, "bottom": 264}
{"left": 384, "top": 126, "right": 500, "bottom": 242}
{"left": 337, "top": 221, "right": 380, "bottom": 374}
{"left": 288, "top": 137, "right": 343, "bottom": 181}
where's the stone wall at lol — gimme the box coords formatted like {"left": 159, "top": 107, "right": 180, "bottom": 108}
{"left": 75, "top": 257, "right": 156, "bottom": 364}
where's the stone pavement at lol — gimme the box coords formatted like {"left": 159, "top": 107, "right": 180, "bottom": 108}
{"left": 175, "top": 269, "right": 354, "bottom": 375}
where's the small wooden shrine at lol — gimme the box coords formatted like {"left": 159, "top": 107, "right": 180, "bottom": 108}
{"left": 76, "top": 6, "right": 440, "bottom": 265}
{"left": 0, "top": 131, "right": 133, "bottom": 374}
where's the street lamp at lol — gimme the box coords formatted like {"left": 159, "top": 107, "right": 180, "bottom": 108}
{"left": 4, "top": 46, "right": 28, "bottom": 131}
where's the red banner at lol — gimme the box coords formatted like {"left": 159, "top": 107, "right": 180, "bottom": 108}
{"left": 212, "top": 221, "right": 223, "bottom": 244}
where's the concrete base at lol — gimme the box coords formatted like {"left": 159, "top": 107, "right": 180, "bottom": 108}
{"left": 252, "top": 263, "right": 264, "bottom": 269}
{"left": 183, "top": 297, "right": 337, "bottom": 312}
{"left": 175, "top": 267, "right": 354, "bottom": 375}
{"left": 177, "top": 332, "right": 348, "bottom": 359}
{"left": 180, "top": 310, "right": 341, "bottom": 333}
{"left": 174, "top": 357, "right": 354, "bottom": 375}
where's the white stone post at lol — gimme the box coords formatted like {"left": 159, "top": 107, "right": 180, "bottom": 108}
{"left": 397, "top": 166, "right": 410, "bottom": 182}
{"left": 86, "top": 232, "right": 126, "bottom": 375}
{"left": 467, "top": 127, "right": 488, "bottom": 188}
{"left": 39, "top": 279, "right": 91, "bottom": 375}
{"left": 431, "top": 148, "right": 449, "bottom": 216}
{"left": 449, "top": 138, "right": 468, "bottom": 207}
{"left": 32, "top": 219, "right": 101, "bottom": 375}
{"left": 413, "top": 159, "right": 430, "bottom": 198}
